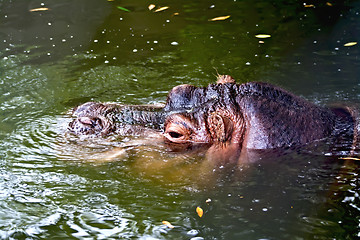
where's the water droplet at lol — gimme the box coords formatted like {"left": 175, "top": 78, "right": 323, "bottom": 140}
{"left": 190, "top": 237, "right": 204, "bottom": 240}
{"left": 187, "top": 229, "right": 199, "bottom": 236}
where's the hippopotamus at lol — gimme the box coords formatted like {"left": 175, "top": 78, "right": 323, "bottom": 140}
{"left": 68, "top": 75, "right": 359, "bottom": 162}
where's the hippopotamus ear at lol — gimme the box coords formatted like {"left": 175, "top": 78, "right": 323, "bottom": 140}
{"left": 216, "top": 75, "right": 236, "bottom": 84}
{"left": 207, "top": 112, "right": 234, "bottom": 144}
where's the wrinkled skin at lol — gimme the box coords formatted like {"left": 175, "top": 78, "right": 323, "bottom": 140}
{"left": 69, "top": 102, "right": 165, "bottom": 137}
{"left": 68, "top": 75, "right": 359, "bottom": 163}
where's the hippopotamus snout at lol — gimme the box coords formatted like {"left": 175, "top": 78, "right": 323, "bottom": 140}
{"left": 68, "top": 101, "right": 167, "bottom": 137}
{"left": 68, "top": 116, "right": 104, "bottom": 135}
{"left": 68, "top": 102, "right": 115, "bottom": 136}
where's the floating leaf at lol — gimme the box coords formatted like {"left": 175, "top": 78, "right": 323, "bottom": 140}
{"left": 344, "top": 42, "right": 357, "bottom": 47}
{"left": 255, "top": 34, "right": 271, "bottom": 39}
{"left": 148, "top": 4, "right": 156, "bottom": 11}
{"left": 196, "top": 207, "right": 203, "bottom": 218}
{"left": 162, "top": 221, "right": 174, "bottom": 228}
{"left": 339, "top": 157, "right": 360, "bottom": 161}
{"left": 29, "top": 7, "right": 50, "bottom": 12}
{"left": 205, "top": 198, "right": 212, "bottom": 204}
{"left": 209, "top": 15, "right": 231, "bottom": 21}
{"left": 117, "top": 6, "right": 130, "bottom": 12}
{"left": 154, "top": 6, "right": 169, "bottom": 12}
{"left": 326, "top": 2, "right": 333, "bottom": 6}
{"left": 304, "top": 4, "right": 315, "bottom": 8}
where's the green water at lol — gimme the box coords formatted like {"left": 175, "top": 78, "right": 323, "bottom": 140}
{"left": 0, "top": 0, "right": 359, "bottom": 239}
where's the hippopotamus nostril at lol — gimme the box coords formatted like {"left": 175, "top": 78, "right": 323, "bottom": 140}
{"left": 79, "top": 117, "right": 94, "bottom": 125}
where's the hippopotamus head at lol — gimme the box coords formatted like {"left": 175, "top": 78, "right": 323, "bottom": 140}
{"left": 163, "top": 81, "right": 245, "bottom": 150}
{"left": 161, "top": 76, "right": 248, "bottom": 160}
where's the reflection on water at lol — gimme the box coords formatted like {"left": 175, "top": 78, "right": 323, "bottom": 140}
{"left": 0, "top": 0, "right": 359, "bottom": 239}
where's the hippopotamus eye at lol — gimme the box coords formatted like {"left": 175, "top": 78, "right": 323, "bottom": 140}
{"left": 168, "top": 131, "right": 184, "bottom": 139}
{"left": 164, "top": 124, "right": 190, "bottom": 143}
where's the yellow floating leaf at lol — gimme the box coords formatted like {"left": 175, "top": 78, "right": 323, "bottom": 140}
{"left": 304, "top": 4, "right": 315, "bottom": 8}
{"left": 255, "top": 34, "right": 271, "bottom": 39}
{"left": 173, "top": 12, "right": 179, "bottom": 16}
{"left": 162, "top": 220, "right": 174, "bottom": 228}
{"left": 196, "top": 206, "right": 203, "bottom": 218}
{"left": 326, "top": 2, "right": 333, "bottom": 6}
{"left": 154, "top": 6, "right": 169, "bottom": 12}
{"left": 339, "top": 157, "right": 360, "bottom": 161}
{"left": 259, "top": 40, "right": 265, "bottom": 44}
{"left": 344, "top": 42, "right": 357, "bottom": 47}
{"left": 29, "top": 7, "right": 50, "bottom": 12}
{"left": 209, "top": 15, "right": 231, "bottom": 21}
{"left": 148, "top": 4, "right": 156, "bottom": 11}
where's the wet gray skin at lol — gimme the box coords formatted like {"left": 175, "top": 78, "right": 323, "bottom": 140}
{"left": 68, "top": 75, "right": 359, "bottom": 161}
{"left": 69, "top": 102, "right": 166, "bottom": 137}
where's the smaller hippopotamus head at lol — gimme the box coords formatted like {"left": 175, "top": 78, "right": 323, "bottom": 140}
{"left": 68, "top": 102, "right": 115, "bottom": 136}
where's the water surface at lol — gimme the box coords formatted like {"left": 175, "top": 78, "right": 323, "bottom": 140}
{"left": 0, "top": 0, "right": 359, "bottom": 239}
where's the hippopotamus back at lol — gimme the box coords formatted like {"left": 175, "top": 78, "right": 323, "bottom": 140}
{"left": 234, "top": 82, "right": 336, "bottom": 149}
